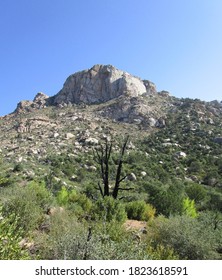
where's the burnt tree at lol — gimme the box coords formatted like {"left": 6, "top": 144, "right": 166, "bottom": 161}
{"left": 94, "top": 136, "right": 132, "bottom": 199}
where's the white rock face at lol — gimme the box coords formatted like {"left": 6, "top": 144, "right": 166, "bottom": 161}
{"left": 53, "top": 64, "right": 147, "bottom": 104}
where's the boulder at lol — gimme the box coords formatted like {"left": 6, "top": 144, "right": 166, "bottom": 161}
{"left": 174, "top": 151, "right": 187, "bottom": 158}
{"left": 65, "top": 133, "right": 75, "bottom": 139}
{"left": 85, "top": 137, "right": 99, "bottom": 145}
{"left": 127, "top": 172, "right": 137, "bottom": 181}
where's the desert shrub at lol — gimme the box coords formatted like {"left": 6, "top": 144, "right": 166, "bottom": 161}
{"left": 34, "top": 210, "right": 88, "bottom": 260}
{"left": 92, "top": 196, "right": 127, "bottom": 223}
{"left": 148, "top": 215, "right": 221, "bottom": 259}
{"left": 13, "top": 163, "right": 23, "bottom": 172}
{"left": 185, "top": 182, "right": 207, "bottom": 205}
{"left": 56, "top": 187, "right": 92, "bottom": 217}
{"left": 67, "top": 189, "right": 92, "bottom": 217}
{"left": 0, "top": 176, "right": 11, "bottom": 188}
{"left": 28, "top": 181, "right": 54, "bottom": 211}
{"left": 146, "top": 244, "right": 179, "bottom": 260}
{"left": 125, "top": 200, "right": 156, "bottom": 221}
{"left": 0, "top": 207, "right": 30, "bottom": 259}
{"left": 1, "top": 181, "right": 53, "bottom": 232}
{"left": 145, "top": 181, "right": 184, "bottom": 216}
{"left": 83, "top": 221, "right": 152, "bottom": 260}
{"left": 34, "top": 210, "right": 151, "bottom": 260}
{"left": 207, "top": 189, "right": 222, "bottom": 212}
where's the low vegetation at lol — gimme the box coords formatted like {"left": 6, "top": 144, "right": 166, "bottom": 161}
{"left": 0, "top": 98, "right": 222, "bottom": 259}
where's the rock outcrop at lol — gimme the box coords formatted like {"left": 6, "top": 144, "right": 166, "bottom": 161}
{"left": 14, "top": 92, "right": 49, "bottom": 113}
{"left": 53, "top": 64, "right": 148, "bottom": 105}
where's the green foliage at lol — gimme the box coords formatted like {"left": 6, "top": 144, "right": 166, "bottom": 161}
{"left": 92, "top": 196, "right": 127, "bottom": 223}
{"left": 185, "top": 182, "right": 207, "bottom": 205}
{"left": 13, "top": 163, "right": 23, "bottom": 172}
{"left": 145, "top": 181, "right": 184, "bottom": 216}
{"left": 68, "top": 189, "right": 92, "bottom": 217}
{"left": 125, "top": 200, "right": 156, "bottom": 221}
{"left": 147, "top": 244, "right": 179, "bottom": 260}
{"left": 56, "top": 187, "right": 92, "bottom": 217}
{"left": 182, "top": 197, "right": 198, "bottom": 218}
{"left": 148, "top": 215, "right": 221, "bottom": 259}
{"left": 1, "top": 181, "right": 53, "bottom": 233}
{"left": 56, "top": 186, "right": 69, "bottom": 206}
{"left": 207, "top": 189, "right": 222, "bottom": 212}
{"left": 0, "top": 207, "right": 29, "bottom": 259}
{"left": 0, "top": 176, "right": 11, "bottom": 188}
{"left": 34, "top": 210, "right": 88, "bottom": 260}
{"left": 87, "top": 225, "right": 151, "bottom": 259}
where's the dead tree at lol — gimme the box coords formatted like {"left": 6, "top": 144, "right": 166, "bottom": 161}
{"left": 94, "top": 138, "right": 112, "bottom": 197}
{"left": 94, "top": 136, "right": 132, "bottom": 199}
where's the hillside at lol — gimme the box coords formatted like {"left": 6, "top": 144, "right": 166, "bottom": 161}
{"left": 0, "top": 65, "right": 222, "bottom": 260}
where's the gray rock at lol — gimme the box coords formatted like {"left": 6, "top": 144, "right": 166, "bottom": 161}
{"left": 174, "top": 151, "right": 187, "bottom": 158}
{"left": 65, "top": 133, "right": 75, "bottom": 139}
{"left": 155, "top": 118, "right": 166, "bottom": 128}
{"left": 127, "top": 172, "right": 137, "bottom": 181}
{"left": 141, "top": 171, "right": 147, "bottom": 177}
{"left": 143, "top": 80, "right": 157, "bottom": 95}
{"left": 148, "top": 117, "right": 157, "bottom": 127}
{"left": 53, "top": 64, "right": 147, "bottom": 105}
{"left": 85, "top": 137, "right": 99, "bottom": 145}
{"left": 53, "top": 132, "right": 59, "bottom": 138}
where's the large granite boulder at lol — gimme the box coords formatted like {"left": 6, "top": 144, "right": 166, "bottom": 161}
{"left": 53, "top": 64, "right": 147, "bottom": 105}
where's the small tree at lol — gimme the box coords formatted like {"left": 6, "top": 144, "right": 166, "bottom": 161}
{"left": 94, "top": 136, "right": 132, "bottom": 199}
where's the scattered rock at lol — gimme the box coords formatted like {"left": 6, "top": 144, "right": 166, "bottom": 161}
{"left": 174, "top": 151, "right": 187, "bottom": 158}
{"left": 85, "top": 137, "right": 99, "bottom": 145}
{"left": 65, "top": 133, "right": 75, "bottom": 139}
{"left": 127, "top": 172, "right": 137, "bottom": 181}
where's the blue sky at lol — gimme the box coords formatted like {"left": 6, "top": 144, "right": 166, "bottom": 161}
{"left": 1, "top": 0, "right": 222, "bottom": 116}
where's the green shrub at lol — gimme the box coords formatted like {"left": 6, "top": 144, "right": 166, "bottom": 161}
{"left": 147, "top": 244, "right": 179, "bottom": 260}
{"left": 92, "top": 196, "right": 127, "bottom": 223}
{"left": 148, "top": 215, "right": 221, "bottom": 259}
{"left": 13, "top": 163, "right": 23, "bottom": 172}
{"left": 68, "top": 189, "right": 92, "bottom": 217}
{"left": 185, "top": 183, "right": 207, "bottom": 205}
{"left": 1, "top": 181, "right": 53, "bottom": 232}
{"left": 125, "top": 200, "right": 156, "bottom": 221}
{"left": 182, "top": 197, "right": 198, "bottom": 218}
{"left": 0, "top": 176, "right": 11, "bottom": 188}
{"left": 34, "top": 210, "right": 88, "bottom": 260}
{"left": 56, "top": 186, "right": 69, "bottom": 206}
{"left": 0, "top": 207, "right": 30, "bottom": 259}
{"left": 145, "top": 181, "right": 184, "bottom": 216}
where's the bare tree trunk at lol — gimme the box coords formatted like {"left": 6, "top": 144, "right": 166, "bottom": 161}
{"left": 112, "top": 136, "right": 129, "bottom": 199}
{"left": 94, "top": 136, "right": 130, "bottom": 199}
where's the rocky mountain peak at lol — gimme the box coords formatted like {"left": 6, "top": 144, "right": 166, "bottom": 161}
{"left": 52, "top": 64, "right": 153, "bottom": 105}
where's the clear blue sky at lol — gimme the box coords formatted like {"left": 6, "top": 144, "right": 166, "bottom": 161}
{"left": 1, "top": 0, "right": 222, "bottom": 116}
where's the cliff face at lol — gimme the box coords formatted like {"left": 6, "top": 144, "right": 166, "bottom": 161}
{"left": 52, "top": 64, "right": 151, "bottom": 105}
